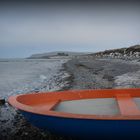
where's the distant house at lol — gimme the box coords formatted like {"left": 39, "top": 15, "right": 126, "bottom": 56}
{"left": 57, "top": 53, "right": 69, "bottom": 56}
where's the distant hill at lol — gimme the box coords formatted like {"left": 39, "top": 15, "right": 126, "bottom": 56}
{"left": 28, "top": 45, "right": 140, "bottom": 59}
{"left": 28, "top": 51, "right": 90, "bottom": 59}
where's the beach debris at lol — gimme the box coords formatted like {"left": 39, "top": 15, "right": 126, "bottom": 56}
{"left": 0, "top": 98, "right": 5, "bottom": 105}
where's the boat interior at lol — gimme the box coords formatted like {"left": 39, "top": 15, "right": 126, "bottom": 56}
{"left": 9, "top": 88, "right": 140, "bottom": 119}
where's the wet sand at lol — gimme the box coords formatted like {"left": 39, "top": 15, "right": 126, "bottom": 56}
{"left": 1, "top": 57, "right": 140, "bottom": 140}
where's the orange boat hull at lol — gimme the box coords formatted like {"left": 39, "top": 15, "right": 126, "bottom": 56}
{"left": 8, "top": 88, "right": 140, "bottom": 138}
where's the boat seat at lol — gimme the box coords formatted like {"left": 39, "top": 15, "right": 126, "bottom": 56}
{"left": 33, "top": 100, "right": 60, "bottom": 111}
{"left": 116, "top": 94, "right": 140, "bottom": 116}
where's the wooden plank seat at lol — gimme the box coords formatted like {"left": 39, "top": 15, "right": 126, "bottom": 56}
{"left": 33, "top": 100, "right": 60, "bottom": 112}
{"left": 116, "top": 94, "right": 140, "bottom": 116}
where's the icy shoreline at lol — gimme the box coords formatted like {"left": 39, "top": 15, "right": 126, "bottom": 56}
{"left": 0, "top": 59, "right": 71, "bottom": 99}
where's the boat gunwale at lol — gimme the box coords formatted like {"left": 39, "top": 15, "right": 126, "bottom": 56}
{"left": 8, "top": 88, "right": 140, "bottom": 120}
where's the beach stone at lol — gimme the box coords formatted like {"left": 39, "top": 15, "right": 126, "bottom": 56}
{"left": 0, "top": 99, "right": 5, "bottom": 105}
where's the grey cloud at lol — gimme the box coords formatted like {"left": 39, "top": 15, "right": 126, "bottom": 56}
{"left": 0, "top": 3, "right": 140, "bottom": 57}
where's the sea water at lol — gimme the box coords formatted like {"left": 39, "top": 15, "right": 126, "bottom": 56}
{"left": 0, "top": 58, "right": 69, "bottom": 99}
{"left": 0, "top": 58, "right": 70, "bottom": 135}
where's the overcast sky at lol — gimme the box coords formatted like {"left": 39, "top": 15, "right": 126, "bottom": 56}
{"left": 0, "top": 1, "right": 140, "bottom": 58}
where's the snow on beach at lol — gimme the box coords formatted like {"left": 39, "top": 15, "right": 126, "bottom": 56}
{"left": 114, "top": 70, "right": 140, "bottom": 88}
{"left": 113, "top": 59, "right": 140, "bottom": 88}
{"left": 96, "top": 58, "right": 140, "bottom": 89}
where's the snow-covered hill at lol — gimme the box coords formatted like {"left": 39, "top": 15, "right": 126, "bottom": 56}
{"left": 91, "top": 45, "right": 140, "bottom": 60}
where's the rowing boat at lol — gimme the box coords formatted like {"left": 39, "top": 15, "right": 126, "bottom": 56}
{"left": 8, "top": 88, "right": 140, "bottom": 139}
